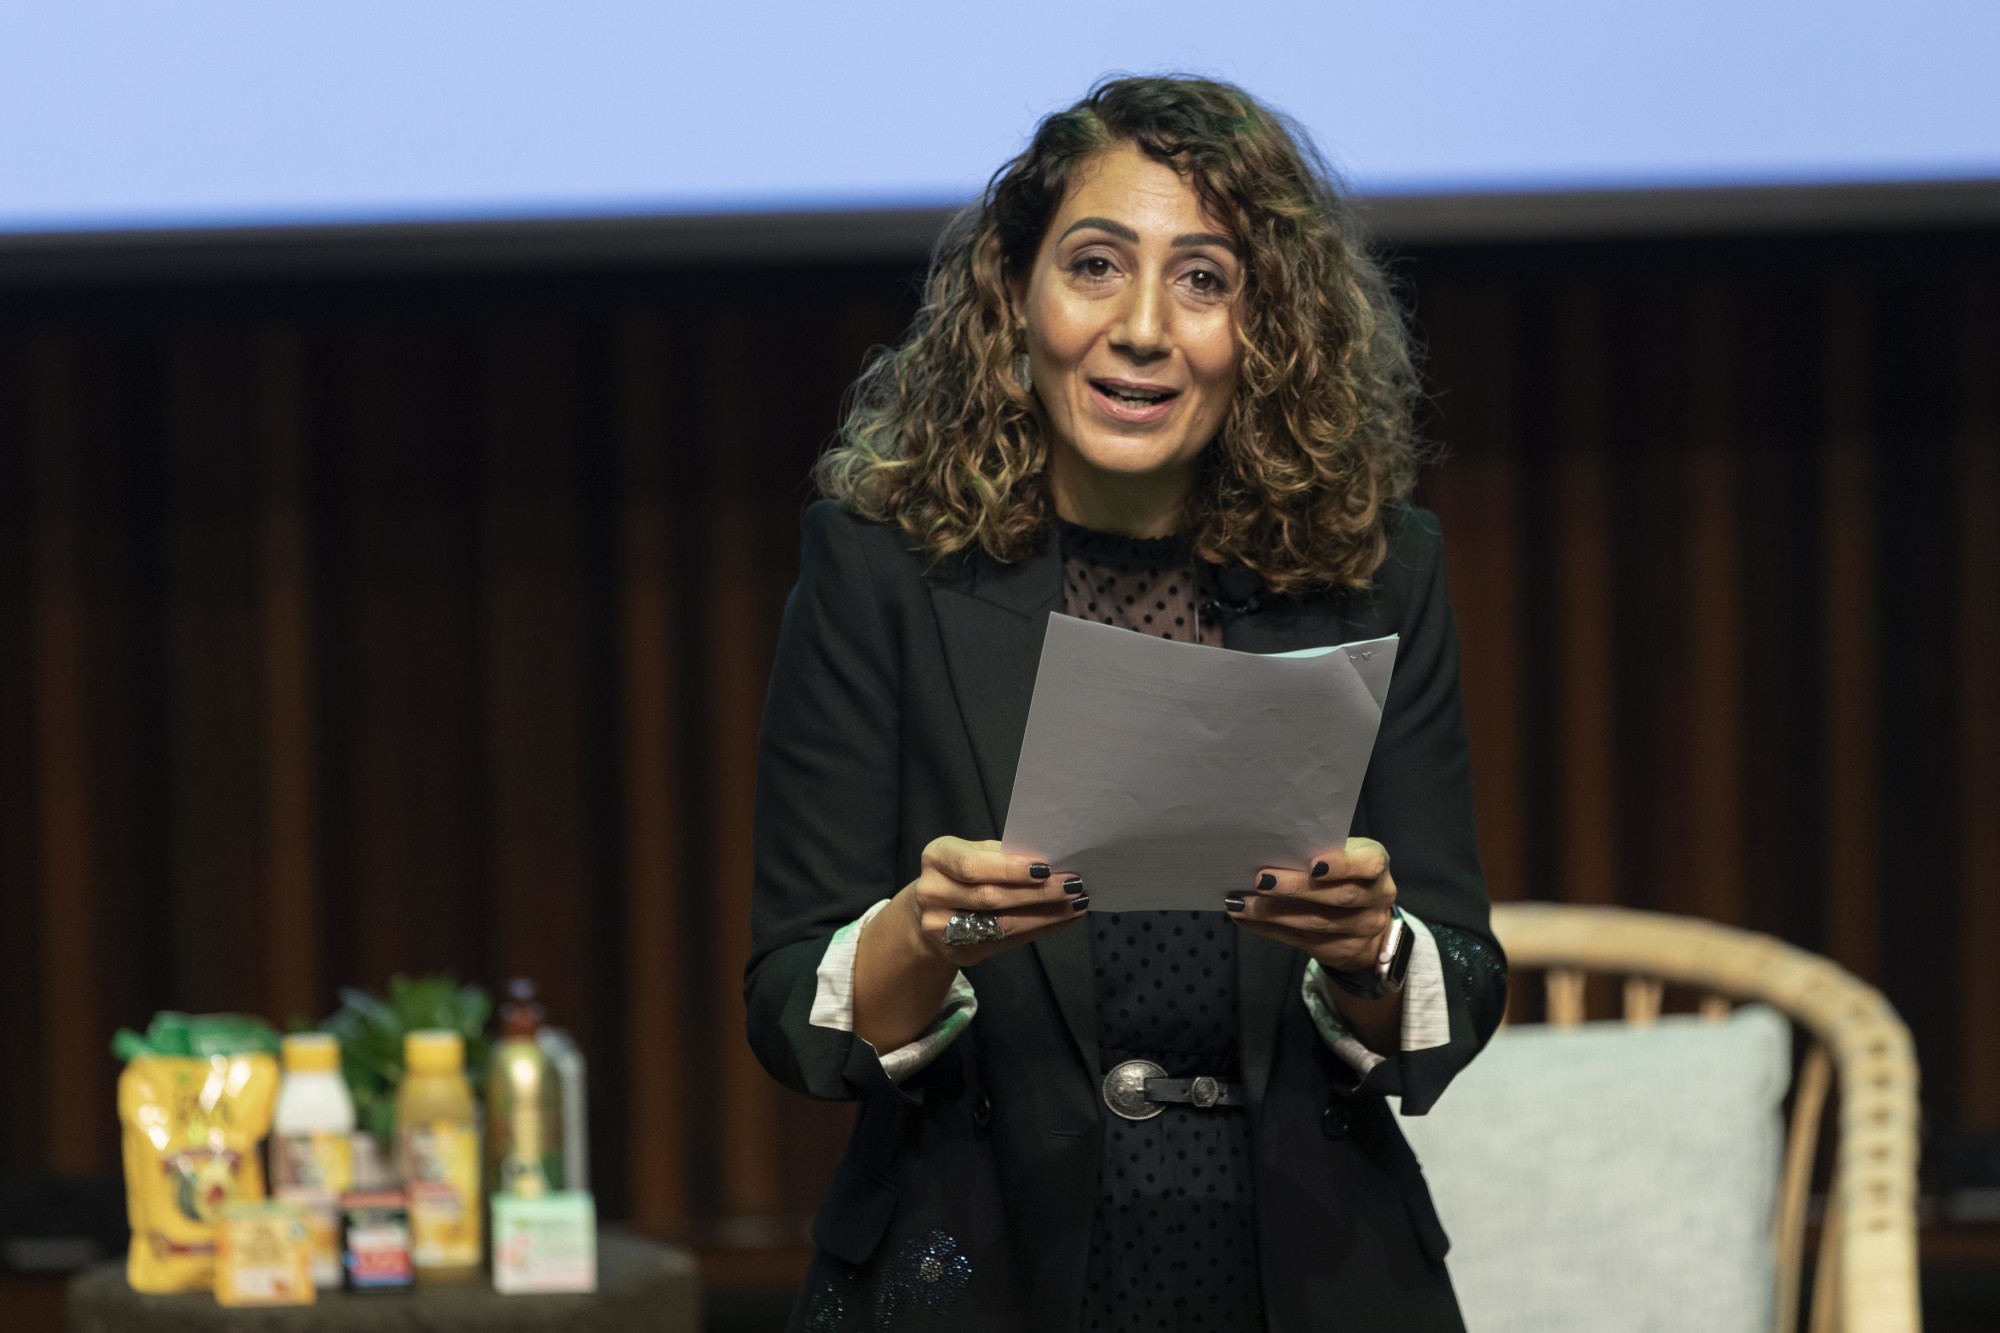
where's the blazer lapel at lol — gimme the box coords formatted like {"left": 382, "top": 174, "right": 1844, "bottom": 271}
{"left": 928, "top": 539, "right": 1100, "bottom": 1081}
{"left": 927, "top": 543, "right": 1062, "bottom": 834}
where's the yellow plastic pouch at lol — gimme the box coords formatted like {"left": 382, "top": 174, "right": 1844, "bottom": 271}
{"left": 119, "top": 1053, "right": 280, "bottom": 1293}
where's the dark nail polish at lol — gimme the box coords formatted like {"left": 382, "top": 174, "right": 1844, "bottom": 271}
{"left": 1223, "top": 895, "right": 1246, "bottom": 913}
{"left": 1064, "top": 875, "right": 1086, "bottom": 895}
{"left": 1071, "top": 895, "right": 1091, "bottom": 913}
{"left": 1312, "top": 860, "right": 1330, "bottom": 878}
{"left": 1030, "top": 862, "right": 1051, "bottom": 880}
{"left": 1256, "top": 872, "right": 1276, "bottom": 892}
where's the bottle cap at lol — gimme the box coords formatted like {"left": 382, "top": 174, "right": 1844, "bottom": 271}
{"left": 281, "top": 1032, "right": 340, "bottom": 1073}
{"left": 404, "top": 1030, "right": 464, "bottom": 1074}
{"left": 500, "top": 978, "right": 546, "bottom": 1040}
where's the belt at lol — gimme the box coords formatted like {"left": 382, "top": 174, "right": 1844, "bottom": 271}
{"left": 1100, "top": 1058, "right": 1247, "bottom": 1121}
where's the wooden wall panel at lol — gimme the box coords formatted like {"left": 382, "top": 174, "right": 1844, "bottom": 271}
{"left": 1607, "top": 283, "right": 1694, "bottom": 920}
{"left": 70, "top": 336, "right": 166, "bottom": 1126}
{"left": 0, "top": 334, "right": 44, "bottom": 1172}
{"left": 163, "top": 330, "right": 269, "bottom": 1014}
{"left": 1550, "top": 285, "right": 1617, "bottom": 907}
{"left": 1732, "top": 279, "right": 1823, "bottom": 949}
{"left": 1871, "top": 276, "right": 1966, "bottom": 1130}
{"left": 479, "top": 317, "right": 595, "bottom": 1050}
{"left": 704, "top": 313, "right": 785, "bottom": 1233}
{"left": 615, "top": 312, "right": 695, "bottom": 1237}
{"left": 334, "top": 323, "right": 487, "bottom": 990}
{"left": 1819, "top": 280, "right": 1880, "bottom": 981}
{"left": 1419, "top": 283, "right": 1528, "bottom": 904}
{"left": 257, "top": 327, "right": 323, "bottom": 1024}
{"left": 1, "top": 232, "right": 1995, "bottom": 1236}
{"left": 29, "top": 336, "right": 100, "bottom": 1174}
{"left": 1958, "top": 276, "right": 2000, "bottom": 1131}
{"left": 1680, "top": 282, "right": 1747, "bottom": 928}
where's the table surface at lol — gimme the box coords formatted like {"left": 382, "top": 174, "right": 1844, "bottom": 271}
{"left": 67, "top": 1228, "right": 698, "bottom": 1332}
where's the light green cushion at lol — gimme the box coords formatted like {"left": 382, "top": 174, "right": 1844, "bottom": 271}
{"left": 1394, "top": 1005, "right": 1790, "bottom": 1333}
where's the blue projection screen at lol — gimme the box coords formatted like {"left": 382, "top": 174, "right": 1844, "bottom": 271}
{"left": 1, "top": 0, "right": 1995, "bottom": 240}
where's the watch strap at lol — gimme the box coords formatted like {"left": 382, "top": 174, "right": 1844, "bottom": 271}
{"left": 1322, "top": 907, "right": 1413, "bottom": 1000}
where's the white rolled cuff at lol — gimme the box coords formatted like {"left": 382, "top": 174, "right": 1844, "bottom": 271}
{"left": 810, "top": 898, "right": 979, "bottom": 1083}
{"left": 1302, "top": 909, "right": 1449, "bottom": 1081}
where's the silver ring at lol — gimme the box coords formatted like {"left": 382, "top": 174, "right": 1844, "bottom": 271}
{"left": 942, "top": 911, "right": 1004, "bottom": 948}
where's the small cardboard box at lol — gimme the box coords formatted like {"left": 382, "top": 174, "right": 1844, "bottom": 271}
{"left": 491, "top": 1191, "right": 596, "bottom": 1295}
{"left": 341, "top": 1189, "right": 415, "bottom": 1290}
{"left": 214, "top": 1201, "right": 315, "bottom": 1307}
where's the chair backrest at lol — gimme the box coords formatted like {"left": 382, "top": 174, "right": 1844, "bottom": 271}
{"left": 1424, "top": 903, "right": 1920, "bottom": 1333}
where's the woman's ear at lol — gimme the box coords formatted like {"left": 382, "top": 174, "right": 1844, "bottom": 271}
{"left": 1004, "top": 273, "right": 1028, "bottom": 336}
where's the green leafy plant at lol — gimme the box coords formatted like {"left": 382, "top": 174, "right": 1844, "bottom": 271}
{"left": 321, "top": 975, "right": 491, "bottom": 1145}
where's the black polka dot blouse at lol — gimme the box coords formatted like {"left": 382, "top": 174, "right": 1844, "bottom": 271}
{"left": 1060, "top": 520, "right": 1267, "bottom": 1333}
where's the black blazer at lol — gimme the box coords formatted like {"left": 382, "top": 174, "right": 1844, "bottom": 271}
{"left": 747, "top": 499, "right": 1506, "bottom": 1333}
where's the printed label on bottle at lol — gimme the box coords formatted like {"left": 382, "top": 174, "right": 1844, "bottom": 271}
{"left": 274, "top": 1131, "right": 353, "bottom": 1194}
{"left": 403, "top": 1122, "right": 480, "bottom": 1268}
{"left": 274, "top": 1132, "right": 353, "bottom": 1288}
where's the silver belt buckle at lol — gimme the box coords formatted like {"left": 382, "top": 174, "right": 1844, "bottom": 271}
{"left": 1101, "top": 1059, "right": 1168, "bottom": 1121}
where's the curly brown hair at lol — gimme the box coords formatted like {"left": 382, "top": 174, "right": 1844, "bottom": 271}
{"left": 815, "top": 75, "right": 1425, "bottom": 594}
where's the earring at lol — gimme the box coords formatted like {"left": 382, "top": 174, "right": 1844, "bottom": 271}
{"left": 1012, "top": 351, "right": 1033, "bottom": 392}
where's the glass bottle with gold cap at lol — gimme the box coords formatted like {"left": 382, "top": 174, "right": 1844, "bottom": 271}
{"left": 486, "top": 979, "right": 563, "bottom": 1200}
{"left": 395, "top": 1030, "right": 481, "bottom": 1281}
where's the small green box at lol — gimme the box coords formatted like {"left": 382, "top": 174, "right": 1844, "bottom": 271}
{"left": 491, "top": 1191, "right": 596, "bottom": 1294}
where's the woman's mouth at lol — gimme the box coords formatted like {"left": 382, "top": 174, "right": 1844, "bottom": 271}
{"left": 1089, "top": 379, "right": 1180, "bottom": 423}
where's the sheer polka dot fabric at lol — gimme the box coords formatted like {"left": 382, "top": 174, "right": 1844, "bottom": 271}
{"left": 1058, "top": 521, "right": 1220, "bottom": 649}
{"left": 1060, "top": 522, "right": 1265, "bottom": 1332}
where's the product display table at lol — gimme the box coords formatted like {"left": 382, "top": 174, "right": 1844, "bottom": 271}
{"left": 67, "top": 1228, "right": 698, "bottom": 1333}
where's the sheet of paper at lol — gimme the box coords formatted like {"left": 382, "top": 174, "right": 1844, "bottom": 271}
{"left": 1000, "top": 614, "right": 1398, "bottom": 912}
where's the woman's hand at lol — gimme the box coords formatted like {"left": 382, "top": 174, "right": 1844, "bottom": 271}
{"left": 898, "top": 836, "right": 1087, "bottom": 966}
{"left": 854, "top": 837, "right": 1084, "bottom": 1053}
{"left": 1225, "top": 837, "right": 1396, "bottom": 974}
{"left": 1226, "top": 837, "right": 1403, "bottom": 1054}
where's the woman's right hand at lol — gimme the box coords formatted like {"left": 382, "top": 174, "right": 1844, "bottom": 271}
{"left": 898, "top": 836, "right": 1087, "bottom": 966}
{"left": 854, "top": 837, "right": 1084, "bottom": 1053}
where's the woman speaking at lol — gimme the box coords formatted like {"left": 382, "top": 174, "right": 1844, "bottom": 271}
{"left": 746, "top": 76, "right": 1506, "bottom": 1333}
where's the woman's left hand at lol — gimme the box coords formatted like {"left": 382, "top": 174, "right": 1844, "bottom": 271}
{"left": 1225, "top": 837, "right": 1396, "bottom": 974}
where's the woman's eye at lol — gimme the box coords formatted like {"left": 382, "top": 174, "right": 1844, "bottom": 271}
{"left": 1071, "top": 255, "right": 1116, "bottom": 281}
{"left": 1185, "top": 267, "right": 1230, "bottom": 296}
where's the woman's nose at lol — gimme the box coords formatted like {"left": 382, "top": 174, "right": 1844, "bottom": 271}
{"left": 1109, "top": 276, "right": 1169, "bottom": 360}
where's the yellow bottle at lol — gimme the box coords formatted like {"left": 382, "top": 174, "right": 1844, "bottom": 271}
{"left": 395, "top": 1031, "right": 481, "bottom": 1282}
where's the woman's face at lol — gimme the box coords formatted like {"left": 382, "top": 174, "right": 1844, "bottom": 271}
{"left": 1013, "top": 142, "right": 1242, "bottom": 533}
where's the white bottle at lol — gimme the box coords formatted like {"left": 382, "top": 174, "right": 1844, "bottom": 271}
{"left": 271, "top": 1033, "right": 356, "bottom": 1289}
{"left": 538, "top": 1027, "right": 589, "bottom": 1193}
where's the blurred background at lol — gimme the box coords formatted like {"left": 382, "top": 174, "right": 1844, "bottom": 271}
{"left": 1, "top": 1, "right": 1996, "bottom": 1328}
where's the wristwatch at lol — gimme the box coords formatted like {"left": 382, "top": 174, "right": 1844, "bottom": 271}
{"left": 1321, "top": 906, "right": 1414, "bottom": 1000}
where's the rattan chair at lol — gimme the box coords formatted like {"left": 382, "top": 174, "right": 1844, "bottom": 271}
{"left": 1489, "top": 903, "right": 1922, "bottom": 1333}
